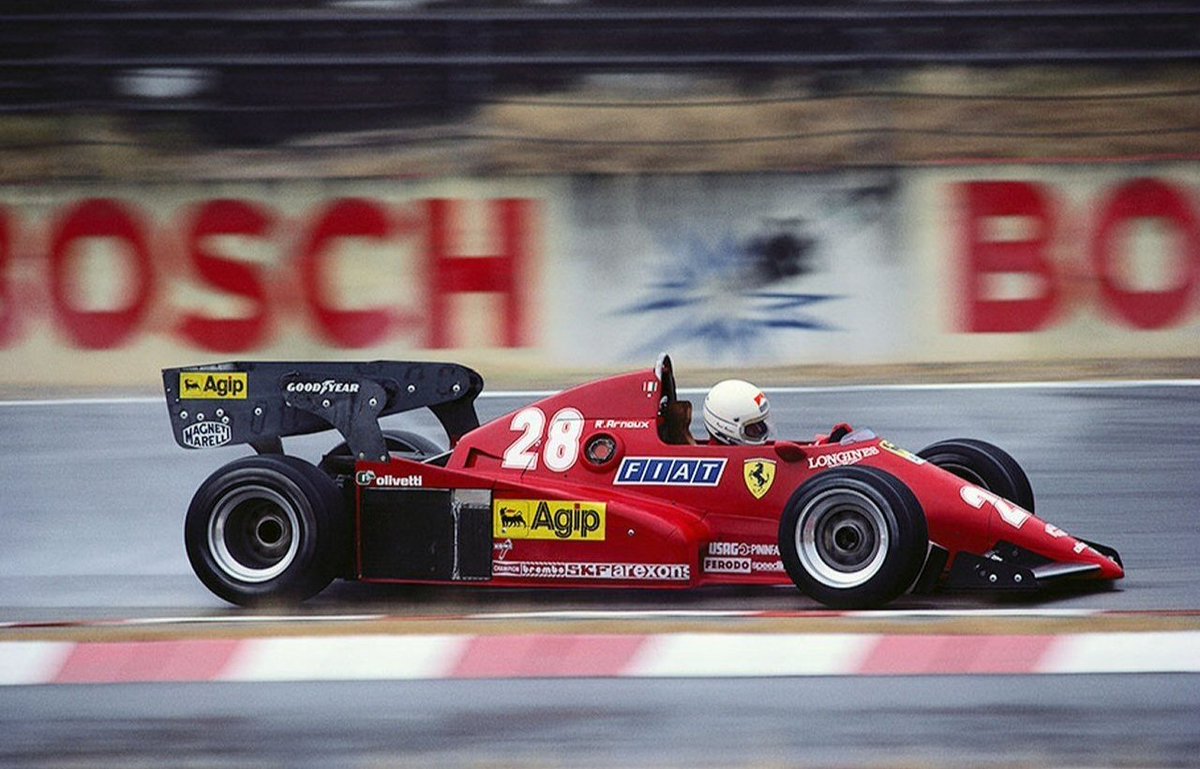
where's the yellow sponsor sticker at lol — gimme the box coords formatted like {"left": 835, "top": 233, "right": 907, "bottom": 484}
{"left": 493, "top": 500, "right": 606, "bottom": 541}
{"left": 880, "top": 440, "right": 925, "bottom": 464}
{"left": 180, "top": 371, "right": 248, "bottom": 400}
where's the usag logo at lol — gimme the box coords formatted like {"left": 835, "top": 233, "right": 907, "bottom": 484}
{"left": 180, "top": 372, "right": 248, "bottom": 400}
{"left": 743, "top": 458, "right": 776, "bottom": 499}
{"left": 493, "top": 500, "right": 606, "bottom": 541}
{"left": 614, "top": 457, "right": 726, "bottom": 486}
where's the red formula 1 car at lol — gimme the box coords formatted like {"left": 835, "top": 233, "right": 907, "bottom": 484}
{"left": 163, "top": 355, "right": 1123, "bottom": 609}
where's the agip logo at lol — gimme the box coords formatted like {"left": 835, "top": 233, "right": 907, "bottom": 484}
{"left": 493, "top": 500, "right": 606, "bottom": 541}
{"left": 180, "top": 372, "right": 248, "bottom": 400}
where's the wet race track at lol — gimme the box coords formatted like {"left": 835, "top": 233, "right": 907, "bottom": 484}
{"left": 2, "top": 382, "right": 1199, "bottom": 767}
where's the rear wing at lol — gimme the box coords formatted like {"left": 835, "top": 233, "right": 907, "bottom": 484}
{"left": 163, "top": 361, "right": 483, "bottom": 461}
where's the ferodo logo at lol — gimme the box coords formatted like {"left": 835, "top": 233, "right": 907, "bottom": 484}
{"left": 180, "top": 372, "right": 247, "bottom": 400}
{"left": 493, "top": 500, "right": 606, "bottom": 541}
{"left": 286, "top": 379, "right": 360, "bottom": 396}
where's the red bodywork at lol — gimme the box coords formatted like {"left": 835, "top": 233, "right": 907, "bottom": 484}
{"left": 350, "top": 363, "right": 1124, "bottom": 591}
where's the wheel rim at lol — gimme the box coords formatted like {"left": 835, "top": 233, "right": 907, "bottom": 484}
{"left": 796, "top": 488, "right": 889, "bottom": 588}
{"left": 208, "top": 484, "right": 301, "bottom": 583}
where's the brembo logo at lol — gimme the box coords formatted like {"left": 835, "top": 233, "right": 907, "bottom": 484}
{"left": 807, "top": 445, "right": 880, "bottom": 470}
{"left": 286, "top": 379, "right": 360, "bottom": 395}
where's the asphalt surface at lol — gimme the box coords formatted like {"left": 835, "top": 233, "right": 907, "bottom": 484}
{"left": 2, "top": 383, "right": 1199, "bottom": 767}
{"left": 2, "top": 675, "right": 1198, "bottom": 768}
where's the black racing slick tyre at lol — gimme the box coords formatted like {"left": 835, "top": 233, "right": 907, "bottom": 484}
{"left": 779, "top": 466, "right": 928, "bottom": 610}
{"left": 917, "top": 438, "right": 1035, "bottom": 513}
{"left": 318, "top": 429, "right": 444, "bottom": 474}
{"left": 185, "top": 455, "right": 346, "bottom": 607}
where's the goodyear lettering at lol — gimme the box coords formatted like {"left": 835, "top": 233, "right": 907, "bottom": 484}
{"left": 614, "top": 457, "right": 726, "bottom": 486}
{"left": 492, "top": 560, "right": 690, "bottom": 581}
{"left": 285, "top": 379, "right": 360, "bottom": 396}
{"left": 807, "top": 445, "right": 880, "bottom": 470}
{"left": 493, "top": 500, "right": 606, "bottom": 541}
{"left": 181, "top": 421, "right": 231, "bottom": 448}
{"left": 180, "top": 372, "right": 247, "bottom": 400}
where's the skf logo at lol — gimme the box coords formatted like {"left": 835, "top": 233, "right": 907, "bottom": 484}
{"left": 180, "top": 372, "right": 248, "bottom": 400}
{"left": 743, "top": 459, "right": 776, "bottom": 499}
{"left": 493, "top": 500, "right": 606, "bottom": 541}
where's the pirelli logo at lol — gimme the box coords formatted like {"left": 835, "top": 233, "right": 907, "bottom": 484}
{"left": 180, "top": 372, "right": 248, "bottom": 400}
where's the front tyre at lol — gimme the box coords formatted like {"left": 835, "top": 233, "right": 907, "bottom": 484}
{"left": 917, "top": 438, "right": 1034, "bottom": 512}
{"left": 779, "top": 466, "right": 928, "bottom": 609}
{"left": 185, "top": 455, "right": 346, "bottom": 607}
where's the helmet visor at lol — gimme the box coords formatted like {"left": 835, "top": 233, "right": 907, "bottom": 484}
{"left": 742, "top": 419, "right": 769, "bottom": 442}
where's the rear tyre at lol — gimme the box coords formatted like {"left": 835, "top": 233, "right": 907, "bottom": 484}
{"left": 779, "top": 466, "right": 928, "bottom": 609}
{"left": 318, "top": 429, "right": 444, "bottom": 474}
{"left": 185, "top": 455, "right": 346, "bottom": 607}
{"left": 917, "top": 438, "right": 1034, "bottom": 512}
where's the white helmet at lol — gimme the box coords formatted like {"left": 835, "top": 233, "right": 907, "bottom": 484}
{"left": 703, "top": 379, "right": 770, "bottom": 445}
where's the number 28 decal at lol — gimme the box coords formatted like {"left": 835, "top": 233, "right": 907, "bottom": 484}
{"left": 959, "top": 485, "right": 1031, "bottom": 529}
{"left": 502, "top": 407, "right": 584, "bottom": 472}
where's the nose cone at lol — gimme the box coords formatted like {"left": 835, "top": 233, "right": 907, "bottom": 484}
{"left": 1003, "top": 509, "right": 1124, "bottom": 582}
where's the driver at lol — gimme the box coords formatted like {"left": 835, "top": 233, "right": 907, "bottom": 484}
{"left": 702, "top": 379, "right": 771, "bottom": 445}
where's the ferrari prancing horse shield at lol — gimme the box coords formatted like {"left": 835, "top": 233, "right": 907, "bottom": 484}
{"left": 743, "top": 459, "right": 776, "bottom": 499}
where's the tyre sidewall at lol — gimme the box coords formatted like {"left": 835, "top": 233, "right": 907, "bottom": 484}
{"left": 185, "top": 455, "right": 343, "bottom": 606}
{"left": 779, "top": 466, "right": 928, "bottom": 609}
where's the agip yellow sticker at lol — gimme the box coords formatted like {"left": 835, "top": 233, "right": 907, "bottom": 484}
{"left": 493, "top": 500, "right": 606, "bottom": 541}
{"left": 180, "top": 372, "right": 248, "bottom": 400}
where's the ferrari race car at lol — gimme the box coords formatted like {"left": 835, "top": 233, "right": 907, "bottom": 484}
{"left": 163, "top": 355, "right": 1123, "bottom": 609}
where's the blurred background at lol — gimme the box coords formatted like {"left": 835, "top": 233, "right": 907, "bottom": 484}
{"left": 1, "top": 0, "right": 1199, "bottom": 392}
